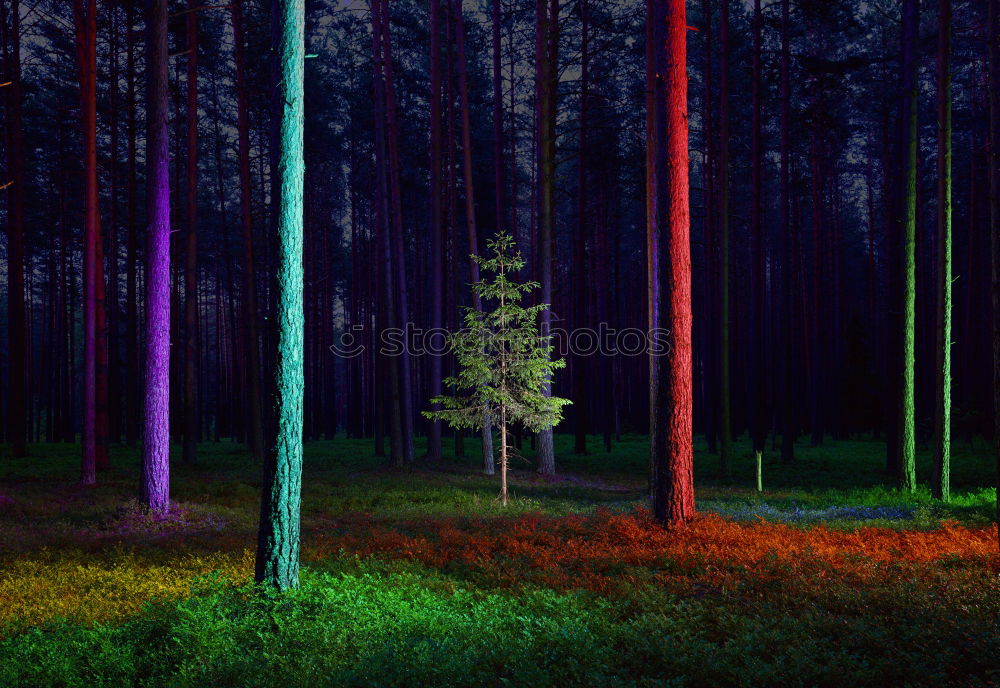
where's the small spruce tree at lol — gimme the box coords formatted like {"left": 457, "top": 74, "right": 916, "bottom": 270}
{"left": 425, "top": 234, "right": 570, "bottom": 505}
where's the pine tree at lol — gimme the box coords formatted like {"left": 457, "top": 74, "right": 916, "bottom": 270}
{"left": 255, "top": 0, "right": 305, "bottom": 592}
{"left": 424, "top": 234, "right": 570, "bottom": 506}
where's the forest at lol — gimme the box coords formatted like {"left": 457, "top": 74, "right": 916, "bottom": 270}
{"left": 0, "top": 0, "right": 998, "bottom": 685}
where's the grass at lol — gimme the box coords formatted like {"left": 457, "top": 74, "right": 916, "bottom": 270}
{"left": 0, "top": 434, "right": 997, "bottom": 687}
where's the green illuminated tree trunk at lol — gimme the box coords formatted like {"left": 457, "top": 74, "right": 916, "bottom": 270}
{"left": 898, "top": 0, "right": 918, "bottom": 492}
{"left": 255, "top": 0, "right": 305, "bottom": 592}
{"left": 932, "top": 0, "right": 951, "bottom": 501}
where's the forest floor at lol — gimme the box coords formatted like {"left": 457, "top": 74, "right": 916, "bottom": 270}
{"left": 0, "top": 435, "right": 998, "bottom": 687}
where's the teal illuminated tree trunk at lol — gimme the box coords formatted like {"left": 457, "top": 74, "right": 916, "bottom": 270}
{"left": 898, "top": 0, "right": 918, "bottom": 492}
{"left": 255, "top": 0, "right": 305, "bottom": 592}
{"left": 932, "top": 0, "right": 952, "bottom": 501}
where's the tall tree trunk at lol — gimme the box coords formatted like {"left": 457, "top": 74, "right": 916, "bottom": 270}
{"left": 701, "top": 0, "right": 717, "bottom": 456}
{"left": 231, "top": 0, "right": 266, "bottom": 462}
{"left": 375, "top": 0, "right": 415, "bottom": 464}
{"left": 750, "top": 0, "right": 765, "bottom": 458}
{"left": 3, "top": 0, "right": 26, "bottom": 457}
{"left": 898, "top": 0, "right": 919, "bottom": 492}
{"left": 717, "top": 0, "right": 732, "bottom": 475}
{"left": 107, "top": 0, "right": 121, "bottom": 446}
{"left": 535, "top": 0, "right": 558, "bottom": 475}
{"left": 428, "top": 0, "right": 444, "bottom": 462}
{"left": 932, "top": 0, "right": 952, "bottom": 500}
{"left": 372, "top": 0, "right": 405, "bottom": 467}
{"left": 648, "top": 0, "right": 695, "bottom": 525}
{"left": 125, "top": 0, "right": 139, "bottom": 447}
{"left": 183, "top": 0, "right": 200, "bottom": 465}
{"left": 73, "top": 0, "right": 102, "bottom": 483}
{"left": 573, "top": 0, "right": 590, "bottom": 455}
{"left": 779, "top": 0, "right": 795, "bottom": 463}
{"left": 256, "top": 0, "right": 305, "bottom": 591}
{"left": 454, "top": 0, "right": 495, "bottom": 474}
{"left": 142, "top": 0, "right": 171, "bottom": 514}
{"left": 987, "top": 0, "right": 999, "bottom": 550}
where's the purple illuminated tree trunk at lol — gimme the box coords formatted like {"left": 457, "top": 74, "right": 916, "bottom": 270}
{"left": 989, "top": 0, "right": 999, "bottom": 549}
{"left": 183, "top": 0, "right": 200, "bottom": 465}
{"left": 3, "top": 0, "right": 26, "bottom": 457}
{"left": 750, "top": 0, "right": 765, "bottom": 459}
{"left": 142, "top": 0, "right": 171, "bottom": 514}
{"left": 73, "top": 0, "right": 101, "bottom": 484}
{"left": 779, "top": 0, "right": 795, "bottom": 462}
{"left": 573, "top": 0, "right": 590, "bottom": 456}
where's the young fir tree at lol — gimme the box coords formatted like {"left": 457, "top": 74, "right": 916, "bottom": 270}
{"left": 424, "top": 234, "right": 570, "bottom": 505}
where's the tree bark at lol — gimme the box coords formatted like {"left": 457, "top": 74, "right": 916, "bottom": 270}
{"left": 256, "top": 0, "right": 305, "bottom": 591}
{"left": 73, "top": 0, "right": 102, "bottom": 483}
{"left": 717, "top": 0, "right": 732, "bottom": 475}
{"left": 142, "top": 0, "right": 171, "bottom": 514}
{"left": 535, "top": 0, "right": 558, "bottom": 475}
{"left": 779, "top": 0, "right": 795, "bottom": 463}
{"left": 231, "top": 0, "right": 266, "bottom": 462}
{"left": 454, "top": 0, "right": 495, "bottom": 474}
{"left": 898, "top": 0, "right": 919, "bottom": 492}
{"left": 428, "top": 0, "right": 444, "bottom": 462}
{"left": 183, "top": 0, "right": 200, "bottom": 465}
{"left": 750, "top": 0, "right": 765, "bottom": 457}
{"left": 648, "top": 0, "right": 695, "bottom": 525}
{"left": 3, "top": 0, "right": 26, "bottom": 457}
{"left": 932, "top": 0, "right": 952, "bottom": 500}
{"left": 987, "top": 0, "right": 999, "bottom": 550}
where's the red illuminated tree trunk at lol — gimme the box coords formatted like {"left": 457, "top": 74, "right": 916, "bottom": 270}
{"left": 3, "top": 0, "right": 26, "bottom": 457}
{"left": 231, "top": 0, "right": 265, "bottom": 462}
{"left": 647, "top": 0, "right": 694, "bottom": 524}
{"left": 183, "top": 0, "right": 200, "bottom": 465}
{"left": 73, "top": 0, "right": 102, "bottom": 483}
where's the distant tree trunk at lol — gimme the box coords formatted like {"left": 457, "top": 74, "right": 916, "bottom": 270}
{"left": 256, "top": 0, "right": 305, "bottom": 591}
{"left": 573, "top": 0, "right": 590, "bottom": 455}
{"left": 428, "top": 0, "right": 444, "bottom": 462}
{"left": 898, "top": 0, "right": 919, "bottom": 492}
{"left": 3, "top": 0, "right": 26, "bottom": 457}
{"left": 231, "top": 0, "right": 266, "bottom": 462}
{"left": 535, "top": 0, "right": 558, "bottom": 475}
{"left": 717, "top": 0, "right": 732, "bottom": 475}
{"left": 73, "top": 0, "right": 102, "bottom": 484}
{"left": 454, "top": 0, "right": 495, "bottom": 474}
{"left": 125, "top": 0, "right": 139, "bottom": 447}
{"left": 779, "top": 0, "right": 795, "bottom": 463}
{"left": 809, "top": 76, "right": 824, "bottom": 447}
{"left": 988, "top": 0, "right": 999, "bottom": 550}
{"left": 142, "top": 0, "right": 171, "bottom": 514}
{"left": 750, "top": 0, "right": 765, "bottom": 460}
{"left": 372, "top": 0, "right": 405, "bottom": 467}
{"left": 107, "top": 0, "right": 122, "bottom": 446}
{"left": 492, "top": 0, "right": 505, "bottom": 234}
{"left": 701, "top": 0, "right": 716, "bottom": 456}
{"left": 375, "top": 0, "right": 416, "bottom": 464}
{"left": 183, "top": 0, "right": 200, "bottom": 465}
{"left": 932, "top": 0, "right": 952, "bottom": 500}
{"left": 648, "top": 0, "right": 695, "bottom": 525}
